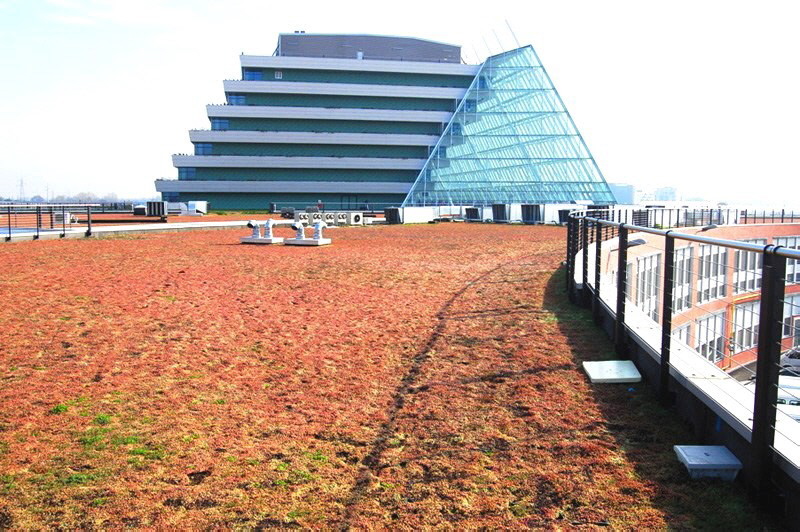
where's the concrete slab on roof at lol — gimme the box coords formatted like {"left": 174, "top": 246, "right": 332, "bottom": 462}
{"left": 582, "top": 360, "right": 642, "bottom": 384}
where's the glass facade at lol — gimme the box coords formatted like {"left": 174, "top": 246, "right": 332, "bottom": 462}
{"left": 403, "top": 46, "right": 615, "bottom": 206}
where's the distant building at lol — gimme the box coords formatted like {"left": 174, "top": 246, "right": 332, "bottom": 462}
{"left": 608, "top": 183, "right": 636, "bottom": 204}
{"left": 156, "top": 33, "right": 615, "bottom": 210}
{"left": 655, "top": 187, "right": 677, "bottom": 201}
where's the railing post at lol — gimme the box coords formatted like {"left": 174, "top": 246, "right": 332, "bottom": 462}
{"left": 566, "top": 217, "right": 574, "bottom": 294}
{"left": 615, "top": 225, "right": 629, "bottom": 355}
{"left": 567, "top": 217, "right": 580, "bottom": 302}
{"left": 581, "top": 218, "right": 590, "bottom": 307}
{"left": 593, "top": 220, "right": 603, "bottom": 323}
{"left": 659, "top": 233, "right": 675, "bottom": 404}
{"left": 61, "top": 205, "right": 66, "bottom": 237}
{"left": 751, "top": 250, "right": 786, "bottom": 498}
{"left": 35, "top": 206, "right": 41, "bottom": 239}
{"left": 5, "top": 206, "right": 10, "bottom": 242}
{"left": 85, "top": 206, "right": 92, "bottom": 237}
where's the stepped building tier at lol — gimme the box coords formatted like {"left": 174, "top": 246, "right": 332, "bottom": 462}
{"left": 155, "top": 33, "right": 615, "bottom": 211}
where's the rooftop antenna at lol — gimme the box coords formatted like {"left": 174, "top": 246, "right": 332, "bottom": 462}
{"left": 505, "top": 19, "right": 522, "bottom": 48}
{"left": 471, "top": 44, "right": 483, "bottom": 64}
{"left": 492, "top": 29, "right": 506, "bottom": 53}
{"left": 481, "top": 35, "right": 494, "bottom": 57}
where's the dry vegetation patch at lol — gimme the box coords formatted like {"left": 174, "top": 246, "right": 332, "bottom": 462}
{"left": 0, "top": 223, "right": 776, "bottom": 529}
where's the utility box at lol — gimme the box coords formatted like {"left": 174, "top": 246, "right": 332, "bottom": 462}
{"left": 673, "top": 446, "right": 742, "bottom": 481}
{"left": 146, "top": 201, "right": 168, "bottom": 217}
{"left": 133, "top": 205, "right": 147, "bottom": 216}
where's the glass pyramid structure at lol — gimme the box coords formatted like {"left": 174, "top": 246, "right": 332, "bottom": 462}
{"left": 402, "top": 46, "right": 615, "bottom": 206}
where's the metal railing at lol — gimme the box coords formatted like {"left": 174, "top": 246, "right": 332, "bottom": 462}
{"left": 1, "top": 204, "right": 99, "bottom": 241}
{"left": 566, "top": 206, "right": 800, "bottom": 496}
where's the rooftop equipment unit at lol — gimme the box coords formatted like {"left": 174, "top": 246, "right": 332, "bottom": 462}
{"left": 346, "top": 212, "right": 363, "bottom": 226}
{"left": 384, "top": 208, "right": 401, "bottom": 224}
{"left": 521, "top": 204, "right": 541, "bottom": 224}
{"left": 187, "top": 201, "right": 208, "bottom": 215}
{"left": 146, "top": 201, "right": 168, "bottom": 218}
{"left": 464, "top": 207, "right": 480, "bottom": 222}
{"left": 492, "top": 204, "right": 508, "bottom": 223}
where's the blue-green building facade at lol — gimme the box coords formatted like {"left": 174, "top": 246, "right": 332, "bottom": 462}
{"left": 156, "top": 33, "right": 614, "bottom": 210}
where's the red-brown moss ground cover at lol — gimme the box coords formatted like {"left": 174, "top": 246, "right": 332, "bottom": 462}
{"left": 0, "top": 224, "right": 776, "bottom": 529}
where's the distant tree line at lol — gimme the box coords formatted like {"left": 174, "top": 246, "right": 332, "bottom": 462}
{"left": 0, "top": 192, "right": 159, "bottom": 204}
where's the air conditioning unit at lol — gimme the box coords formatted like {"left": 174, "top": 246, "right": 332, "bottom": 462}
{"left": 335, "top": 212, "right": 348, "bottom": 225}
{"left": 464, "top": 207, "right": 480, "bottom": 222}
{"left": 308, "top": 212, "right": 323, "bottom": 223}
{"left": 146, "top": 201, "right": 168, "bottom": 217}
{"left": 294, "top": 211, "right": 310, "bottom": 223}
{"left": 321, "top": 212, "right": 336, "bottom": 225}
{"left": 346, "top": 212, "right": 363, "bottom": 226}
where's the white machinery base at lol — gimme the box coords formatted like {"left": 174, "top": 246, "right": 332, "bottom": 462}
{"left": 284, "top": 238, "right": 332, "bottom": 246}
{"left": 240, "top": 237, "right": 285, "bottom": 245}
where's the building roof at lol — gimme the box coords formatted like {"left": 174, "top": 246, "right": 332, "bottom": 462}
{"left": 276, "top": 33, "right": 462, "bottom": 63}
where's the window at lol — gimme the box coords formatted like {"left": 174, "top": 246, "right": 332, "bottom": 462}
{"left": 775, "top": 236, "right": 800, "bottom": 283}
{"left": 243, "top": 68, "right": 263, "bottom": 81}
{"left": 696, "top": 311, "right": 726, "bottom": 362}
{"left": 636, "top": 253, "right": 661, "bottom": 321}
{"left": 733, "top": 239, "right": 766, "bottom": 294}
{"left": 673, "top": 323, "right": 691, "bottom": 345}
{"left": 274, "top": 70, "right": 283, "bottom": 79}
{"left": 624, "top": 263, "right": 633, "bottom": 302}
{"left": 211, "top": 118, "right": 229, "bottom": 130}
{"left": 194, "top": 143, "right": 212, "bottom": 155}
{"left": 732, "top": 301, "right": 759, "bottom": 353}
{"left": 673, "top": 247, "right": 693, "bottom": 313}
{"left": 228, "top": 93, "right": 246, "bottom": 105}
{"left": 178, "top": 167, "right": 196, "bottom": 179}
{"left": 784, "top": 294, "right": 800, "bottom": 342}
{"left": 696, "top": 245, "right": 728, "bottom": 304}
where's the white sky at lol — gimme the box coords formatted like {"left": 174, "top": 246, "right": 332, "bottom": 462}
{"left": 0, "top": 0, "right": 798, "bottom": 204}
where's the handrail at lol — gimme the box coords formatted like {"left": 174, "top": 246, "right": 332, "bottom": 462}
{"left": 581, "top": 216, "right": 800, "bottom": 260}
